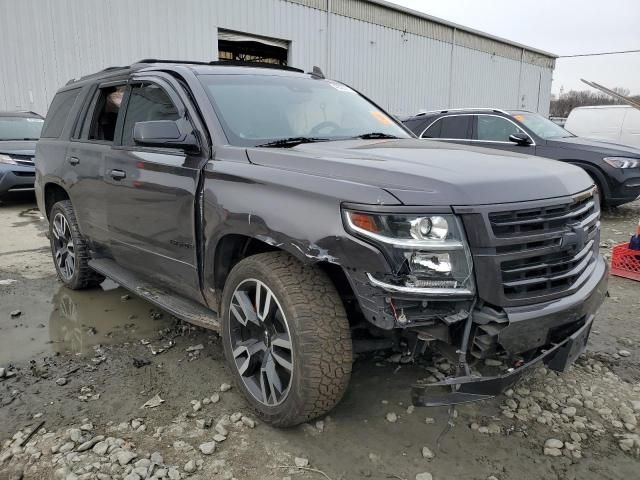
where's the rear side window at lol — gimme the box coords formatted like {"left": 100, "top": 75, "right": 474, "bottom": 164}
{"left": 423, "top": 116, "right": 472, "bottom": 139}
{"left": 41, "top": 88, "right": 81, "bottom": 138}
{"left": 403, "top": 117, "right": 427, "bottom": 135}
{"left": 121, "top": 83, "right": 180, "bottom": 145}
{"left": 88, "top": 85, "right": 126, "bottom": 142}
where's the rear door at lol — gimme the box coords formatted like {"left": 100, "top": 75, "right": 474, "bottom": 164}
{"left": 420, "top": 115, "right": 474, "bottom": 146}
{"left": 65, "top": 81, "right": 128, "bottom": 252}
{"left": 103, "top": 76, "right": 206, "bottom": 302}
{"left": 472, "top": 114, "right": 535, "bottom": 154}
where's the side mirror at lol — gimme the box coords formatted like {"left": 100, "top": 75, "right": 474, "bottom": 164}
{"left": 508, "top": 132, "right": 532, "bottom": 145}
{"left": 133, "top": 120, "right": 199, "bottom": 152}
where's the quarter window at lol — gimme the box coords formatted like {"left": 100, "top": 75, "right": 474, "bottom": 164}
{"left": 41, "top": 88, "right": 81, "bottom": 138}
{"left": 422, "top": 116, "right": 472, "bottom": 139}
{"left": 476, "top": 115, "right": 524, "bottom": 142}
{"left": 121, "top": 83, "right": 180, "bottom": 146}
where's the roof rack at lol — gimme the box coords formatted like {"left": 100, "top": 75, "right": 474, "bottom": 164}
{"left": 136, "top": 58, "right": 304, "bottom": 73}
{"left": 67, "top": 65, "right": 130, "bottom": 85}
{"left": 135, "top": 58, "right": 210, "bottom": 66}
{"left": 66, "top": 59, "right": 306, "bottom": 86}
{"left": 414, "top": 107, "right": 510, "bottom": 116}
{"left": 207, "top": 60, "right": 304, "bottom": 73}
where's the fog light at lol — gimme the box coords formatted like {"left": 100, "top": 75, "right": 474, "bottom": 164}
{"left": 410, "top": 252, "right": 452, "bottom": 273}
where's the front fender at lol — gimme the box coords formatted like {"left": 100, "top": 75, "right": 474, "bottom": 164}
{"left": 200, "top": 159, "right": 396, "bottom": 305}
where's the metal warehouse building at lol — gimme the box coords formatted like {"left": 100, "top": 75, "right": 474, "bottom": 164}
{"left": 0, "top": 0, "right": 556, "bottom": 117}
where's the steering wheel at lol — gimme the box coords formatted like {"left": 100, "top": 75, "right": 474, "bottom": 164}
{"left": 309, "top": 121, "right": 341, "bottom": 136}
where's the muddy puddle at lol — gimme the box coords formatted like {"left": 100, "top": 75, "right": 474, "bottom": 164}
{"left": 0, "top": 280, "right": 174, "bottom": 365}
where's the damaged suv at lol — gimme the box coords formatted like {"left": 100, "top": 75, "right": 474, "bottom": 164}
{"left": 36, "top": 60, "right": 608, "bottom": 426}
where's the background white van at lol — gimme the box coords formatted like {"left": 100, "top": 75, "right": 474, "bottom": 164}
{"left": 565, "top": 105, "right": 640, "bottom": 147}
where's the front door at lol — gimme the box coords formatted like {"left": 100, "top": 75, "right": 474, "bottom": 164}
{"left": 104, "top": 79, "right": 205, "bottom": 302}
{"left": 471, "top": 114, "right": 536, "bottom": 154}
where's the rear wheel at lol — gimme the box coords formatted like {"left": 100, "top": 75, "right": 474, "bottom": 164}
{"left": 49, "top": 200, "right": 103, "bottom": 289}
{"left": 221, "top": 252, "right": 352, "bottom": 427}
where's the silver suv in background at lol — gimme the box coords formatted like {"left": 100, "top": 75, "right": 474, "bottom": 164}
{"left": 0, "top": 111, "right": 44, "bottom": 197}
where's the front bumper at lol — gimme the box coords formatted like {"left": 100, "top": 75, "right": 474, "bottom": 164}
{"left": 412, "top": 314, "right": 595, "bottom": 406}
{"left": 411, "top": 257, "right": 608, "bottom": 406}
{"left": 0, "top": 165, "right": 36, "bottom": 194}
{"left": 605, "top": 168, "right": 640, "bottom": 206}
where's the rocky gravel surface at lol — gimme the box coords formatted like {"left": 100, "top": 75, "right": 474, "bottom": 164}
{"left": 1, "top": 195, "right": 639, "bottom": 480}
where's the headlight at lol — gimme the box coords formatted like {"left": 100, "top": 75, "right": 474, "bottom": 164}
{"left": 343, "top": 210, "right": 474, "bottom": 295}
{"left": 0, "top": 154, "right": 18, "bottom": 165}
{"left": 604, "top": 157, "right": 640, "bottom": 169}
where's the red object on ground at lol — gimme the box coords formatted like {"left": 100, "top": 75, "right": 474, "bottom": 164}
{"left": 610, "top": 242, "right": 640, "bottom": 282}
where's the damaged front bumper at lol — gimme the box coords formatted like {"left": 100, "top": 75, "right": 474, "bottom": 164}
{"left": 411, "top": 257, "right": 609, "bottom": 406}
{"left": 412, "top": 313, "right": 595, "bottom": 406}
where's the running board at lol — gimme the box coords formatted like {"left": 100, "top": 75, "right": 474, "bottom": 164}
{"left": 88, "top": 258, "right": 220, "bottom": 331}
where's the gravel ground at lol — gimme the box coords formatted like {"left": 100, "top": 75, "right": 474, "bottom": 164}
{"left": 1, "top": 192, "right": 639, "bottom": 480}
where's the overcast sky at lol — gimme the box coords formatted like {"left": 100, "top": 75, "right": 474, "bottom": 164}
{"left": 387, "top": 0, "right": 640, "bottom": 95}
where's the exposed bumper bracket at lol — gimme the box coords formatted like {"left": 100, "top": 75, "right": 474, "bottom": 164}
{"left": 411, "top": 315, "right": 594, "bottom": 407}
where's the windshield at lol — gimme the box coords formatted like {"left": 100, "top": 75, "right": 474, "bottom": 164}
{"left": 0, "top": 116, "right": 44, "bottom": 141}
{"left": 198, "top": 74, "right": 410, "bottom": 147}
{"left": 511, "top": 112, "right": 574, "bottom": 139}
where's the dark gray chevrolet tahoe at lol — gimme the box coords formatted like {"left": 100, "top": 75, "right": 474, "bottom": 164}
{"left": 36, "top": 60, "right": 608, "bottom": 427}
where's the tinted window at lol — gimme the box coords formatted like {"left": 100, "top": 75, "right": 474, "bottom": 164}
{"left": 476, "top": 115, "right": 523, "bottom": 141}
{"left": 422, "top": 118, "right": 442, "bottom": 138}
{"left": 41, "top": 89, "right": 81, "bottom": 138}
{"left": 122, "top": 83, "right": 180, "bottom": 145}
{"left": 403, "top": 117, "right": 428, "bottom": 135}
{"left": 424, "top": 116, "right": 471, "bottom": 139}
{"left": 88, "top": 85, "right": 126, "bottom": 142}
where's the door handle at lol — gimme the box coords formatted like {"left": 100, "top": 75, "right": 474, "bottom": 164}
{"left": 109, "top": 169, "right": 126, "bottom": 180}
{"left": 67, "top": 156, "right": 79, "bottom": 166}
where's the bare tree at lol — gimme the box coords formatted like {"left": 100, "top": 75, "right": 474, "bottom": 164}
{"left": 550, "top": 87, "right": 640, "bottom": 117}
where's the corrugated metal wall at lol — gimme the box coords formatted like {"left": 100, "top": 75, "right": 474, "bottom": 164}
{"left": 0, "top": 0, "right": 554, "bottom": 116}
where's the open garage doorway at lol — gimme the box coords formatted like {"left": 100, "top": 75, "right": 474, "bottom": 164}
{"left": 217, "top": 29, "right": 289, "bottom": 65}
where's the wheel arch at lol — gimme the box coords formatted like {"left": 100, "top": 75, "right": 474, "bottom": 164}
{"left": 43, "top": 182, "right": 71, "bottom": 219}
{"left": 208, "top": 233, "right": 354, "bottom": 314}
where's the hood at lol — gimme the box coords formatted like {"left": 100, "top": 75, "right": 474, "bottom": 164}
{"left": 0, "top": 140, "right": 37, "bottom": 156}
{"left": 246, "top": 138, "right": 593, "bottom": 206}
{"left": 548, "top": 136, "right": 640, "bottom": 157}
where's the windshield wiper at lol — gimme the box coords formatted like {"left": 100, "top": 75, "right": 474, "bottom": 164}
{"left": 255, "top": 137, "right": 330, "bottom": 148}
{"left": 353, "top": 132, "right": 400, "bottom": 139}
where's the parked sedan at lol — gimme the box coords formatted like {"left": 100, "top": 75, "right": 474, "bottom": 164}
{"left": 403, "top": 108, "right": 640, "bottom": 207}
{"left": 0, "top": 111, "right": 44, "bottom": 197}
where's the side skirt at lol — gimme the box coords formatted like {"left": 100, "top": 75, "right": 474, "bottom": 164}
{"left": 89, "top": 258, "right": 220, "bottom": 331}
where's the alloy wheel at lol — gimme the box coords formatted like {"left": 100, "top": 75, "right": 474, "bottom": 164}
{"left": 228, "top": 279, "right": 293, "bottom": 406}
{"left": 52, "top": 212, "right": 75, "bottom": 281}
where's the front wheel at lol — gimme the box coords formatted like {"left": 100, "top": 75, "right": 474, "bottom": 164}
{"left": 221, "top": 252, "right": 353, "bottom": 427}
{"left": 48, "top": 200, "right": 103, "bottom": 289}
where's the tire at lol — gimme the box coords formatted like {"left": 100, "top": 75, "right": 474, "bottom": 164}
{"left": 221, "top": 251, "right": 353, "bottom": 427}
{"left": 49, "top": 200, "right": 104, "bottom": 289}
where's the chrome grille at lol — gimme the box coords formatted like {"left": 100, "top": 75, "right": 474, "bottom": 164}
{"left": 460, "top": 188, "right": 601, "bottom": 307}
